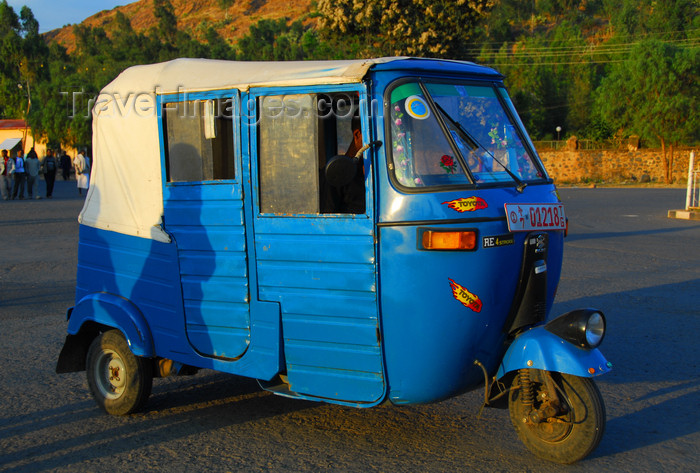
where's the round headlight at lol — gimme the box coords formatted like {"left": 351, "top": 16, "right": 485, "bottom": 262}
{"left": 585, "top": 312, "right": 605, "bottom": 348}
{"left": 545, "top": 309, "right": 607, "bottom": 349}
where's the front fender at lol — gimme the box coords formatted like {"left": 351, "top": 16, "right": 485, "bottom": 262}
{"left": 496, "top": 325, "right": 611, "bottom": 379}
{"left": 68, "top": 292, "right": 155, "bottom": 357}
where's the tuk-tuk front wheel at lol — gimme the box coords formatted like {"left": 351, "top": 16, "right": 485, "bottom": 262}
{"left": 509, "top": 369, "right": 605, "bottom": 464}
{"left": 86, "top": 329, "right": 153, "bottom": 415}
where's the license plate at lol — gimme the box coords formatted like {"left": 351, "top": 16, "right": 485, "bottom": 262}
{"left": 504, "top": 203, "right": 566, "bottom": 232}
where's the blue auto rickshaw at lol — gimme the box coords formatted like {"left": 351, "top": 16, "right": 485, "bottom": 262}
{"left": 56, "top": 57, "right": 611, "bottom": 464}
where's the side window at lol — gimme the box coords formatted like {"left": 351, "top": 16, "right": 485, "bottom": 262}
{"left": 259, "top": 94, "right": 319, "bottom": 214}
{"left": 257, "top": 92, "right": 364, "bottom": 215}
{"left": 163, "top": 98, "right": 235, "bottom": 183}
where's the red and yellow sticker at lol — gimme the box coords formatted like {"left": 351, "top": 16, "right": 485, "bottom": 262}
{"left": 448, "top": 278, "right": 483, "bottom": 313}
{"left": 442, "top": 196, "right": 488, "bottom": 213}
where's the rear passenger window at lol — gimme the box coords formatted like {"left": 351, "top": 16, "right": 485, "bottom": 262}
{"left": 163, "top": 98, "right": 235, "bottom": 182}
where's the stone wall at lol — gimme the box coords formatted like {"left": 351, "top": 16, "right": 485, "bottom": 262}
{"left": 538, "top": 146, "right": 697, "bottom": 184}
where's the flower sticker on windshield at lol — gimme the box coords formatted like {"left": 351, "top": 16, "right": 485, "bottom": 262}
{"left": 405, "top": 95, "right": 431, "bottom": 120}
{"left": 489, "top": 125, "right": 508, "bottom": 148}
{"left": 440, "top": 155, "right": 457, "bottom": 174}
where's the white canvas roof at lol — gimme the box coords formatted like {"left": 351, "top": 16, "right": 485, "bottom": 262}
{"left": 79, "top": 58, "right": 400, "bottom": 242}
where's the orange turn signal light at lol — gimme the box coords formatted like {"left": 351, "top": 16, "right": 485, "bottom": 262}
{"left": 422, "top": 230, "right": 476, "bottom": 250}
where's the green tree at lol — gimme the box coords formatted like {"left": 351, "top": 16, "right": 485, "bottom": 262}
{"left": 550, "top": 21, "right": 599, "bottom": 136}
{"left": 475, "top": 1, "right": 609, "bottom": 139}
{"left": 238, "top": 18, "right": 316, "bottom": 61}
{"left": 316, "top": 0, "right": 495, "bottom": 58}
{"left": 0, "top": 0, "right": 23, "bottom": 118}
{"left": 0, "top": 3, "right": 52, "bottom": 149}
{"left": 30, "top": 42, "right": 75, "bottom": 147}
{"left": 110, "top": 11, "right": 149, "bottom": 63}
{"left": 605, "top": 0, "right": 700, "bottom": 40}
{"left": 153, "top": 0, "right": 177, "bottom": 45}
{"left": 594, "top": 40, "right": 699, "bottom": 183}
{"left": 202, "top": 26, "right": 234, "bottom": 60}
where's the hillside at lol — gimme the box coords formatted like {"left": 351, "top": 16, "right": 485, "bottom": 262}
{"left": 16, "top": 0, "right": 696, "bottom": 151}
{"left": 43, "top": 0, "right": 314, "bottom": 53}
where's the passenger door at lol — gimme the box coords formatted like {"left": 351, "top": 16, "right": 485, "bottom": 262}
{"left": 246, "top": 87, "right": 385, "bottom": 404}
{"left": 160, "top": 92, "right": 251, "bottom": 360}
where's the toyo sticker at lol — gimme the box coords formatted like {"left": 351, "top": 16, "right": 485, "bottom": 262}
{"left": 442, "top": 196, "right": 488, "bottom": 213}
{"left": 405, "top": 95, "right": 431, "bottom": 120}
{"left": 448, "top": 278, "right": 483, "bottom": 313}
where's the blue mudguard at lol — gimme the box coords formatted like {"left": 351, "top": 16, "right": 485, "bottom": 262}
{"left": 68, "top": 292, "right": 155, "bottom": 358}
{"left": 496, "top": 325, "right": 611, "bottom": 379}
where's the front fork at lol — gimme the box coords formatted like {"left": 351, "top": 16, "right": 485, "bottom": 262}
{"left": 475, "top": 361, "right": 570, "bottom": 422}
{"left": 517, "top": 368, "right": 567, "bottom": 424}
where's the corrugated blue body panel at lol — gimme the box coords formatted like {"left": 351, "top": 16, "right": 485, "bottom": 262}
{"left": 257, "top": 260, "right": 375, "bottom": 291}
{"left": 75, "top": 225, "right": 186, "bottom": 351}
{"left": 183, "top": 299, "right": 249, "bottom": 325}
{"left": 288, "top": 367, "right": 383, "bottom": 401}
{"left": 258, "top": 233, "right": 374, "bottom": 263}
{"left": 75, "top": 225, "right": 281, "bottom": 379}
{"left": 253, "top": 217, "right": 383, "bottom": 403}
{"left": 180, "top": 275, "right": 248, "bottom": 301}
{"left": 179, "top": 251, "right": 247, "bottom": 277}
{"left": 169, "top": 226, "right": 246, "bottom": 252}
{"left": 282, "top": 313, "right": 377, "bottom": 345}
{"left": 163, "top": 184, "right": 251, "bottom": 359}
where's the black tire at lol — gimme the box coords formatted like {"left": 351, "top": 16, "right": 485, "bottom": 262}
{"left": 509, "top": 369, "right": 605, "bottom": 464}
{"left": 86, "top": 329, "right": 153, "bottom": 415}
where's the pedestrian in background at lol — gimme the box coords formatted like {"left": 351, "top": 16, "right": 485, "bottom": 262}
{"left": 0, "top": 149, "right": 12, "bottom": 200}
{"left": 73, "top": 150, "right": 90, "bottom": 195}
{"left": 11, "top": 149, "right": 26, "bottom": 200}
{"left": 25, "top": 148, "right": 41, "bottom": 199}
{"left": 42, "top": 148, "right": 58, "bottom": 198}
{"left": 60, "top": 150, "right": 71, "bottom": 180}
{"left": 84, "top": 150, "right": 92, "bottom": 177}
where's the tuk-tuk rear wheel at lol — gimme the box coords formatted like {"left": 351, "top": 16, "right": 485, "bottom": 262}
{"left": 86, "top": 329, "right": 153, "bottom": 415}
{"left": 509, "top": 369, "right": 605, "bottom": 464}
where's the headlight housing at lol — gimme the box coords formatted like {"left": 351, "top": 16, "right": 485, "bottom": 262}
{"left": 545, "top": 309, "right": 606, "bottom": 349}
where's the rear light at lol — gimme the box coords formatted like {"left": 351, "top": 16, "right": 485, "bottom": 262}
{"left": 421, "top": 230, "right": 476, "bottom": 250}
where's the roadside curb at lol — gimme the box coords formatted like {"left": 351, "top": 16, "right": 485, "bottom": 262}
{"left": 668, "top": 209, "right": 700, "bottom": 220}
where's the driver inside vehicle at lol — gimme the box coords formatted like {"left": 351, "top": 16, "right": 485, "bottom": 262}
{"left": 325, "top": 115, "right": 365, "bottom": 214}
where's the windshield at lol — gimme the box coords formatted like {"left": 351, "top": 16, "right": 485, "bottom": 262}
{"left": 388, "top": 80, "right": 545, "bottom": 189}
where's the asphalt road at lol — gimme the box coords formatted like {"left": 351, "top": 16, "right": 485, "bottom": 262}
{"left": 1, "top": 182, "right": 698, "bottom": 472}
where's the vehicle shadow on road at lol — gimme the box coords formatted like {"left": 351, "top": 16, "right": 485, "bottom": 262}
{"left": 595, "top": 383, "right": 700, "bottom": 458}
{"left": 0, "top": 402, "right": 97, "bottom": 440}
{"left": 0, "top": 372, "right": 318, "bottom": 473}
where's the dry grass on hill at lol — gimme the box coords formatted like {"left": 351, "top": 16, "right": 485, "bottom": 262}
{"left": 44, "top": 0, "right": 314, "bottom": 53}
